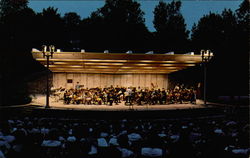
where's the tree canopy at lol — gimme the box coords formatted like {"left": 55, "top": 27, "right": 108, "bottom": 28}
{"left": 0, "top": 0, "right": 28, "bottom": 21}
{"left": 81, "top": 0, "right": 150, "bottom": 52}
{"left": 153, "top": 0, "right": 189, "bottom": 53}
{"left": 190, "top": 0, "right": 249, "bottom": 96}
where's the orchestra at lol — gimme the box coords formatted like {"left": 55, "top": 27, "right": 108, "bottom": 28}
{"left": 52, "top": 85, "right": 197, "bottom": 106}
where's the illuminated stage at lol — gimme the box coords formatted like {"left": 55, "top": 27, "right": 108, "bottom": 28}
{"left": 29, "top": 50, "right": 215, "bottom": 113}
{"left": 30, "top": 95, "right": 209, "bottom": 111}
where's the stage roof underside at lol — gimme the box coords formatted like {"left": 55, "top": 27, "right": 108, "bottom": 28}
{"left": 32, "top": 51, "right": 204, "bottom": 74}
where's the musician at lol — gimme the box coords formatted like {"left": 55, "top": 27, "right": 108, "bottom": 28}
{"left": 145, "top": 90, "right": 152, "bottom": 105}
{"left": 75, "top": 92, "right": 82, "bottom": 104}
{"left": 181, "top": 89, "right": 185, "bottom": 102}
{"left": 151, "top": 90, "right": 158, "bottom": 105}
{"left": 157, "top": 89, "right": 162, "bottom": 104}
{"left": 190, "top": 89, "right": 196, "bottom": 104}
{"left": 131, "top": 88, "right": 136, "bottom": 104}
{"left": 168, "top": 90, "right": 175, "bottom": 104}
{"left": 182, "top": 89, "right": 189, "bottom": 103}
{"left": 107, "top": 93, "right": 114, "bottom": 106}
{"left": 174, "top": 84, "right": 180, "bottom": 91}
{"left": 72, "top": 90, "right": 78, "bottom": 104}
{"left": 113, "top": 92, "right": 119, "bottom": 105}
{"left": 94, "top": 91, "right": 102, "bottom": 105}
{"left": 60, "top": 84, "right": 197, "bottom": 106}
{"left": 136, "top": 90, "right": 143, "bottom": 105}
{"left": 81, "top": 90, "right": 86, "bottom": 104}
{"left": 96, "top": 95, "right": 102, "bottom": 105}
{"left": 75, "top": 82, "right": 81, "bottom": 90}
{"left": 64, "top": 90, "right": 71, "bottom": 104}
{"left": 137, "top": 86, "right": 141, "bottom": 92}
{"left": 125, "top": 88, "right": 132, "bottom": 105}
{"left": 174, "top": 90, "right": 181, "bottom": 103}
{"left": 102, "top": 91, "right": 108, "bottom": 105}
{"left": 161, "top": 88, "right": 167, "bottom": 104}
{"left": 85, "top": 92, "right": 92, "bottom": 105}
{"left": 116, "top": 90, "right": 122, "bottom": 103}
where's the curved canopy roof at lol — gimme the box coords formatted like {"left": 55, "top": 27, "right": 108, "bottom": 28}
{"left": 32, "top": 51, "right": 206, "bottom": 74}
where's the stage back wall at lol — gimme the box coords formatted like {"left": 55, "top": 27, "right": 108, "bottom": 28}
{"left": 53, "top": 73, "right": 168, "bottom": 89}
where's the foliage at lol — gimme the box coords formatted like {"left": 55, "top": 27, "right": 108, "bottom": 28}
{"left": 63, "top": 12, "right": 81, "bottom": 27}
{"left": 79, "top": 0, "right": 150, "bottom": 52}
{"left": 190, "top": 0, "right": 249, "bottom": 96}
{"left": 96, "top": 0, "right": 145, "bottom": 25}
{"left": 62, "top": 12, "right": 81, "bottom": 51}
{"left": 191, "top": 12, "right": 224, "bottom": 52}
{"left": 153, "top": 0, "right": 189, "bottom": 52}
{"left": 0, "top": 0, "right": 28, "bottom": 21}
{"left": 35, "top": 7, "right": 64, "bottom": 47}
{"left": 236, "top": 0, "right": 249, "bottom": 26}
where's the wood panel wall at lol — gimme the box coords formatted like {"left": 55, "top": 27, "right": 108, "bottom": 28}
{"left": 53, "top": 73, "right": 168, "bottom": 89}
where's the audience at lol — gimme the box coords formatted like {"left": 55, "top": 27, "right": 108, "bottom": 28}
{"left": 0, "top": 116, "right": 248, "bottom": 158}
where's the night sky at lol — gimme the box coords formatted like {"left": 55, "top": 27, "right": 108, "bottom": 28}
{"left": 29, "top": 0, "right": 242, "bottom": 31}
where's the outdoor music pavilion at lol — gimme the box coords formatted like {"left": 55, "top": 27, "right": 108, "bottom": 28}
{"left": 32, "top": 50, "right": 203, "bottom": 90}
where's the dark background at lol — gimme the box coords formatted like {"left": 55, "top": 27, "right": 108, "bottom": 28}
{"left": 0, "top": 0, "right": 248, "bottom": 105}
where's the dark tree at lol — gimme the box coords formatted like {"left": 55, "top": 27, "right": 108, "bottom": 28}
{"left": 0, "top": 0, "right": 38, "bottom": 105}
{"left": 0, "top": 0, "right": 33, "bottom": 51}
{"left": 153, "top": 0, "right": 189, "bottom": 53}
{"left": 96, "top": 0, "right": 145, "bottom": 24}
{"left": 190, "top": 1, "right": 249, "bottom": 98}
{"left": 235, "top": 0, "right": 249, "bottom": 54}
{"left": 63, "top": 12, "right": 81, "bottom": 51}
{"left": 0, "top": 0, "right": 28, "bottom": 20}
{"left": 233, "top": 0, "right": 249, "bottom": 97}
{"left": 36, "top": 7, "right": 64, "bottom": 48}
{"left": 79, "top": 0, "right": 150, "bottom": 53}
{"left": 236, "top": 0, "right": 249, "bottom": 26}
{"left": 79, "top": 12, "right": 106, "bottom": 52}
{"left": 191, "top": 12, "right": 223, "bottom": 52}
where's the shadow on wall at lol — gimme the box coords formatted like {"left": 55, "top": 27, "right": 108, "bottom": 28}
{"left": 26, "top": 71, "right": 53, "bottom": 95}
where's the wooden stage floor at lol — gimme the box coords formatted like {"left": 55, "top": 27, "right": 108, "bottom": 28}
{"left": 30, "top": 95, "right": 212, "bottom": 111}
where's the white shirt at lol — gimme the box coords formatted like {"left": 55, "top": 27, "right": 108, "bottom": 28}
{"left": 214, "top": 129, "right": 224, "bottom": 134}
{"left": 141, "top": 147, "right": 163, "bottom": 157}
{"left": 109, "top": 137, "right": 119, "bottom": 146}
{"left": 128, "top": 133, "right": 142, "bottom": 142}
{"left": 117, "top": 147, "right": 134, "bottom": 158}
{"left": 67, "top": 136, "right": 76, "bottom": 142}
{"left": 97, "top": 138, "right": 108, "bottom": 147}
{"left": 41, "top": 128, "right": 50, "bottom": 135}
{"left": 41, "top": 140, "right": 61, "bottom": 147}
{"left": 0, "top": 141, "right": 10, "bottom": 149}
{"left": 0, "top": 135, "right": 15, "bottom": 143}
{"left": 0, "top": 150, "right": 5, "bottom": 158}
{"left": 170, "top": 134, "right": 180, "bottom": 142}
{"left": 100, "top": 132, "right": 109, "bottom": 138}
{"left": 88, "top": 145, "right": 97, "bottom": 155}
{"left": 232, "top": 148, "right": 250, "bottom": 154}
